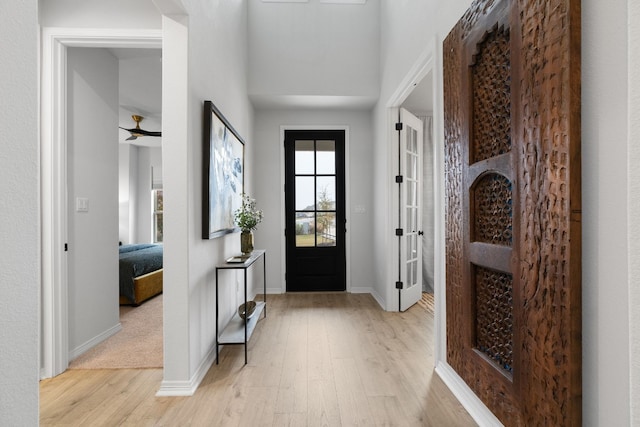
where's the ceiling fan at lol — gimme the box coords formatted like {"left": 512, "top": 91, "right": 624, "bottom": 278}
{"left": 119, "top": 115, "right": 161, "bottom": 140}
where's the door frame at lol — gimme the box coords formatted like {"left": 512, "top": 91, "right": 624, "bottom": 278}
{"left": 40, "top": 27, "right": 162, "bottom": 379}
{"left": 279, "top": 125, "right": 351, "bottom": 294}
{"left": 385, "top": 41, "right": 437, "bottom": 313}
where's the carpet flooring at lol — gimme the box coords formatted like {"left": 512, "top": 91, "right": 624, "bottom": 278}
{"left": 68, "top": 294, "right": 163, "bottom": 369}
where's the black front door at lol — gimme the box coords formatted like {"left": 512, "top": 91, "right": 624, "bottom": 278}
{"left": 284, "top": 130, "right": 346, "bottom": 292}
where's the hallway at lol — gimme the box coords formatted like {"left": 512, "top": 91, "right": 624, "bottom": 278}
{"left": 40, "top": 293, "right": 475, "bottom": 426}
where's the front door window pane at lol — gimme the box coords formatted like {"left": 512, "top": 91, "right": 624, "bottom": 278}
{"left": 317, "top": 212, "right": 336, "bottom": 247}
{"left": 295, "top": 140, "right": 315, "bottom": 174}
{"left": 296, "top": 176, "right": 315, "bottom": 210}
{"left": 296, "top": 214, "right": 315, "bottom": 247}
{"left": 316, "top": 140, "right": 335, "bottom": 174}
{"left": 316, "top": 176, "right": 336, "bottom": 210}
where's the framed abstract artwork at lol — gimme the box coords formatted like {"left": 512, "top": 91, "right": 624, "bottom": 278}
{"left": 202, "top": 100, "right": 245, "bottom": 239}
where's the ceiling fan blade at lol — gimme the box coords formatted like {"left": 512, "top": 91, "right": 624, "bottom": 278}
{"left": 133, "top": 128, "right": 162, "bottom": 137}
{"left": 126, "top": 135, "right": 137, "bottom": 141}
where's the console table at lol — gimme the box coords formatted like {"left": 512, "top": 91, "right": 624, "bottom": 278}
{"left": 215, "top": 249, "right": 266, "bottom": 365}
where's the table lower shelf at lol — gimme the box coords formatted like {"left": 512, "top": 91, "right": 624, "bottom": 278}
{"left": 218, "top": 301, "right": 265, "bottom": 344}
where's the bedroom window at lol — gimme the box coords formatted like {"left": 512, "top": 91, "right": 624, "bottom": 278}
{"left": 153, "top": 189, "right": 163, "bottom": 243}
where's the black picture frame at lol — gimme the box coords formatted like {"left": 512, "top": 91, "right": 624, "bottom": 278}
{"left": 202, "top": 100, "right": 245, "bottom": 239}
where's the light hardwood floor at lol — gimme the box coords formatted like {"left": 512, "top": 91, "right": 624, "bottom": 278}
{"left": 40, "top": 293, "right": 476, "bottom": 426}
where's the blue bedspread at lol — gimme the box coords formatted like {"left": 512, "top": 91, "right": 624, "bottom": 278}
{"left": 119, "top": 244, "right": 163, "bottom": 303}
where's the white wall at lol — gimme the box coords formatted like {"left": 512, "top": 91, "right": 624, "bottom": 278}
{"left": 136, "top": 147, "right": 162, "bottom": 243}
{"left": 582, "top": 0, "right": 630, "bottom": 424}
{"left": 157, "top": 0, "right": 254, "bottom": 389}
{"left": 119, "top": 145, "right": 162, "bottom": 244}
{"left": 117, "top": 49, "right": 163, "bottom": 244}
{"left": 627, "top": 0, "right": 640, "bottom": 424}
{"left": 119, "top": 144, "right": 138, "bottom": 244}
{"left": 0, "top": 0, "right": 39, "bottom": 423}
{"left": 247, "top": 0, "right": 379, "bottom": 107}
{"left": 118, "top": 53, "right": 162, "bottom": 127}
{"left": 376, "top": 0, "right": 635, "bottom": 424}
{"left": 252, "top": 108, "right": 376, "bottom": 297}
{"left": 66, "top": 47, "right": 120, "bottom": 357}
{"left": 39, "top": 0, "right": 161, "bottom": 29}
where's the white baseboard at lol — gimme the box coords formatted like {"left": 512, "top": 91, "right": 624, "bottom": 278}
{"left": 349, "top": 286, "right": 372, "bottom": 294}
{"left": 156, "top": 341, "right": 217, "bottom": 397}
{"left": 435, "top": 361, "right": 504, "bottom": 427}
{"left": 69, "top": 322, "right": 122, "bottom": 361}
{"left": 370, "top": 288, "right": 386, "bottom": 309}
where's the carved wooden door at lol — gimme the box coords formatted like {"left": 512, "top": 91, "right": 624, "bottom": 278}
{"left": 443, "top": 0, "right": 581, "bottom": 425}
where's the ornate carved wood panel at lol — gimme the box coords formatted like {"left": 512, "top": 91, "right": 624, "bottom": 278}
{"left": 444, "top": 0, "right": 581, "bottom": 425}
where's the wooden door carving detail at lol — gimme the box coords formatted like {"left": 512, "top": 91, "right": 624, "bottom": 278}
{"left": 444, "top": 0, "right": 581, "bottom": 425}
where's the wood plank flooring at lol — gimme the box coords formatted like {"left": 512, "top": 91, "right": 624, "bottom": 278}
{"left": 40, "top": 293, "right": 476, "bottom": 426}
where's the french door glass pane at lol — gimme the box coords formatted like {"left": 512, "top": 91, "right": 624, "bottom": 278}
{"left": 406, "top": 259, "right": 418, "bottom": 288}
{"left": 410, "top": 129, "right": 418, "bottom": 153}
{"left": 295, "top": 140, "right": 315, "bottom": 174}
{"left": 409, "top": 260, "right": 418, "bottom": 286}
{"left": 316, "top": 140, "right": 335, "bottom": 174}
{"left": 407, "top": 152, "right": 416, "bottom": 178}
{"left": 407, "top": 181, "right": 418, "bottom": 206}
{"left": 316, "top": 176, "right": 336, "bottom": 209}
{"left": 296, "top": 176, "right": 315, "bottom": 210}
{"left": 407, "top": 207, "right": 417, "bottom": 232}
{"left": 317, "top": 212, "right": 337, "bottom": 247}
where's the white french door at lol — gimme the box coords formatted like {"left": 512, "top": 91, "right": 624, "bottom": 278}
{"left": 399, "top": 108, "right": 424, "bottom": 311}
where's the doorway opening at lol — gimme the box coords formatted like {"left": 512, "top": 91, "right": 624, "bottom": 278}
{"left": 65, "top": 46, "right": 164, "bottom": 370}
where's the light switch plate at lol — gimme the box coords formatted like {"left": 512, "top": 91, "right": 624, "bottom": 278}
{"left": 76, "top": 197, "right": 89, "bottom": 212}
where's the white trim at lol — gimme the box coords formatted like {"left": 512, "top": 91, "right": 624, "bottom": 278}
{"left": 152, "top": 0, "right": 188, "bottom": 15}
{"left": 69, "top": 323, "right": 122, "bottom": 361}
{"left": 369, "top": 288, "right": 385, "bottom": 310}
{"left": 349, "top": 286, "right": 373, "bottom": 294}
{"left": 386, "top": 44, "right": 435, "bottom": 109}
{"left": 40, "top": 27, "right": 162, "bottom": 379}
{"left": 279, "top": 125, "right": 351, "bottom": 294}
{"left": 436, "top": 362, "right": 504, "bottom": 427}
{"left": 432, "top": 34, "right": 448, "bottom": 367}
{"left": 385, "top": 107, "right": 399, "bottom": 311}
{"left": 157, "top": 341, "right": 216, "bottom": 397}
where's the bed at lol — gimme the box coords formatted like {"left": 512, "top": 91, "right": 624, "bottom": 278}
{"left": 119, "top": 243, "right": 163, "bottom": 305}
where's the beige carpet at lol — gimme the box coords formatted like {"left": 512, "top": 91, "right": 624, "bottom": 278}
{"left": 69, "top": 294, "right": 163, "bottom": 369}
